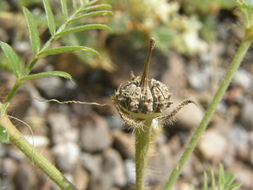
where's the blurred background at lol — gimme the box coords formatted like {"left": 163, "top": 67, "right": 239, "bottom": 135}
{"left": 0, "top": 0, "right": 253, "bottom": 189}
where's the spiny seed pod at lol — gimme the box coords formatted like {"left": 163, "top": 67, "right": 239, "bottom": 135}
{"left": 112, "top": 38, "right": 194, "bottom": 128}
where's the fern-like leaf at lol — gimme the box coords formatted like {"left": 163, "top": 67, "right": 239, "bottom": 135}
{"left": 37, "top": 46, "right": 99, "bottom": 58}
{"left": 23, "top": 7, "right": 41, "bottom": 54}
{"left": 20, "top": 70, "right": 72, "bottom": 82}
{"left": 0, "top": 42, "right": 23, "bottom": 77}
{"left": 60, "top": 0, "right": 68, "bottom": 18}
{"left": 43, "top": 0, "right": 56, "bottom": 35}
{"left": 54, "top": 24, "right": 110, "bottom": 39}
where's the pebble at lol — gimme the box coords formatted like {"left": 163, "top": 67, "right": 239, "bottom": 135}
{"left": 36, "top": 77, "right": 66, "bottom": 98}
{"left": 73, "top": 162, "right": 89, "bottom": 190}
{"left": 146, "top": 144, "right": 173, "bottom": 186}
{"left": 27, "top": 85, "right": 49, "bottom": 113}
{"left": 198, "top": 129, "right": 228, "bottom": 160}
{"left": 172, "top": 99, "right": 204, "bottom": 130}
{"left": 81, "top": 115, "right": 112, "bottom": 153}
{"left": 14, "top": 164, "right": 34, "bottom": 190}
{"left": 80, "top": 153, "right": 102, "bottom": 175}
{"left": 102, "top": 149, "right": 127, "bottom": 187}
{"left": 0, "top": 180, "right": 15, "bottom": 190}
{"left": 80, "top": 149, "right": 127, "bottom": 189}
{"left": 1, "top": 158, "right": 18, "bottom": 179}
{"left": 112, "top": 130, "right": 135, "bottom": 158}
{"left": 232, "top": 69, "right": 252, "bottom": 89}
{"left": 48, "top": 112, "right": 78, "bottom": 144}
{"left": 13, "top": 41, "right": 30, "bottom": 53}
{"left": 239, "top": 98, "right": 253, "bottom": 130}
{"left": 0, "top": 144, "right": 7, "bottom": 157}
{"left": 124, "top": 159, "right": 136, "bottom": 185}
{"left": 53, "top": 142, "right": 80, "bottom": 172}
{"left": 7, "top": 147, "right": 26, "bottom": 161}
{"left": 228, "top": 125, "right": 249, "bottom": 159}
{"left": 229, "top": 162, "right": 253, "bottom": 189}
{"left": 188, "top": 69, "right": 210, "bottom": 92}
{"left": 106, "top": 116, "right": 124, "bottom": 130}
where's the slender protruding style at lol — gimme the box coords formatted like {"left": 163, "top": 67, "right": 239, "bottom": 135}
{"left": 140, "top": 38, "right": 155, "bottom": 88}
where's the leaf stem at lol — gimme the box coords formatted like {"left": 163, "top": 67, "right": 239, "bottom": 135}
{"left": 0, "top": 112, "right": 77, "bottom": 190}
{"left": 3, "top": 81, "right": 21, "bottom": 103}
{"left": 135, "top": 119, "right": 153, "bottom": 190}
{"left": 163, "top": 37, "right": 252, "bottom": 190}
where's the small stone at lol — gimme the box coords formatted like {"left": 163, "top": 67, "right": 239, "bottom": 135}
{"left": 232, "top": 69, "right": 252, "bottom": 89}
{"left": 240, "top": 98, "right": 253, "bottom": 130}
{"left": 102, "top": 149, "right": 127, "bottom": 187}
{"left": 177, "top": 182, "right": 194, "bottom": 190}
{"left": 198, "top": 129, "right": 228, "bottom": 160}
{"left": 7, "top": 147, "right": 26, "bottom": 161}
{"left": 14, "top": 164, "right": 35, "bottom": 190}
{"left": 0, "top": 144, "right": 7, "bottom": 157}
{"left": 80, "top": 153, "right": 102, "bottom": 175}
{"left": 26, "top": 85, "right": 49, "bottom": 113}
{"left": 106, "top": 116, "right": 124, "bottom": 129}
{"left": 13, "top": 41, "right": 30, "bottom": 53}
{"left": 48, "top": 113, "right": 78, "bottom": 144}
{"left": 73, "top": 162, "right": 89, "bottom": 190}
{"left": 173, "top": 99, "right": 204, "bottom": 130}
{"left": 228, "top": 125, "right": 249, "bottom": 159}
{"left": 81, "top": 114, "right": 112, "bottom": 153}
{"left": 81, "top": 149, "right": 127, "bottom": 190}
{"left": 1, "top": 158, "right": 18, "bottom": 179}
{"left": 53, "top": 142, "right": 80, "bottom": 172}
{"left": 229, "top": 162, "right": 253, "bottom": 189}
{"left": 147, "top": 144, "right": 173, "bottom": 186}
{"left": 0, "top": 180, "right": 14, "bottom": 190}
{"left": 36, "top": 76, "right": 66, "bottom": 98}
{"left": 124, "top": 159, "right": 135, "bottom": 185}
{"left": 188, "top": 69, "right": 210, "bottom": 91}
{"left": 113, "top": 130, "right": 135, "bottom": 158}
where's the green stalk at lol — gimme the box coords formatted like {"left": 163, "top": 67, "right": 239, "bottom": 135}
{"left": 163, "top": 36, "right": 252, "bottom": 189}
{"left": 135, "top": 119, "right": 153, "bottom": 190}
{"left": 0, "top": 112, "right": 77, "bottom": 190}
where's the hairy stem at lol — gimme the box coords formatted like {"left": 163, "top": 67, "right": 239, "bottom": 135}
{"left": 0, "top": 112, "right": 77, "bottom": 190}
{"left": 3, "top": 81, "right": 20, "bottom": 103}
{"left": 163, "top": 37, "right": 252, "bottom": 190}
{"left": 135, "top": 119, "right": 153, "bottom": 190}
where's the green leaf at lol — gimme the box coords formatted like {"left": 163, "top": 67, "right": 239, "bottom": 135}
{"left": 203, "top": 172, "right": 208, "bottom": 190}
{"left": 210, "top": 168, "right": 216, "bottom": 190}
{"left": 78, "top": 4, "right": 112, "bottom": 14}
{"left": 20, "top": 70, "right": 72, "bottom": 82}
{"left": 0, "top": 42, "right": 23, "bottom": 77}
{"left": 60, "top": 0, "right": 68, "bottom": 18}
{"left": 218, "top": 164, "right": 225, "bottom": 189}
{"left": 55, "top": 24, "right": 110, "bottom": 39}
{"left": 68, "top": 10, "right": 112, "bottom": 24}
{"left": 72, "top": 0, "right": 77, "bottom": 10}
{"left": 23, "top": 7, "right": 40, "bottom": 54}
{"left": 0, "top": 125, "right": 9, "bottom": 143}
{"left": 83, "top": 0, "right": 99, "bottom": 7}
{"left": 224, "top": 173, "right": 236, "bottom": 187}
{"left": 228, "top": 183, "right": 241, "bottom": 190}
{"left": 43, "top": 0, "right": 56, "bottom": 35}
{"left": 37, "top": 46, "right": 99, "bottom": 58}
{"left": 22, "top": 70, "right": 72, "bottom": 81}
